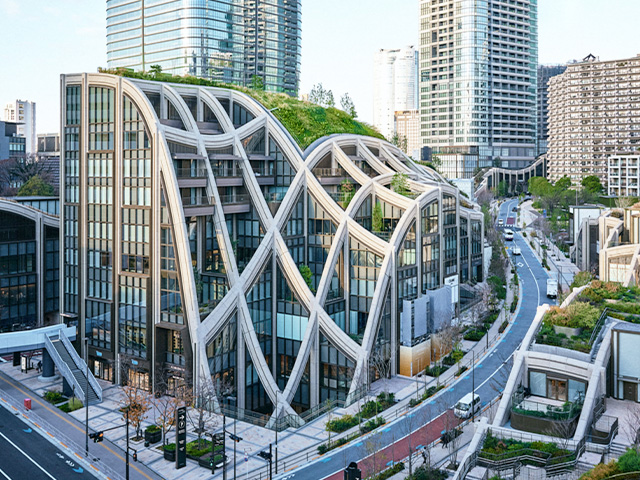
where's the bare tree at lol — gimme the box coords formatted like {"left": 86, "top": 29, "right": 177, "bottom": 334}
{"left": 440, "top": 402, "right": 463, "bottom": 469}
{"left": 623, "top": 402, "right": 640, "bottom": 453}
{"left": 615, "top": 196, "right": 636, "bottom": 210}
{"left": 401, "top": 406, "right": 429, "bottom": 477}
{"left": 120, "top": 384, "right": 152, "bottom": 440}
{"left": 544, "top": 418, "right": 575, "bottom": 451}
{"left": 369, "top": 344, "right": 393, "bottom": 398}
{"left": 364, "top": 430, "right": 386, "bottom": 478}
{"left": 187, "top": 375, "right": 222, "bottom": 449}
{"left": 153, "top": 372, "right": 193, "bottom": 446}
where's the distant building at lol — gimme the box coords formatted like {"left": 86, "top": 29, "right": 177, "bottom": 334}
{"left": 547, "top": 54, "right": 640, "bottom": 186}
{"left": 0, "top": 197, "right": 59, "bottom": 332}
{"left": 394, "top": 110, "right": 420, "bottom": 158}
{"left": 537, "top": 65, "right": 567, "bottom": 156}
{"left": 4, "top": 100, "right": 36, "bottom": 155}
{"left": 373, "top": 47, "right": 418, "bottom": 141}
{"left": 608, "top": 154, "right": 640, "bottom": 197}
{"left": 419, "top": 0, "right": 538, "bottom": 178}
{"left": 105, "top": 0, "right": 301, "bottom": 95}
{"left": 0, "top": 121, "right": 25, "bottom": 160}
{"left": 37, "top": 133, "right": 59, "bottom": 158}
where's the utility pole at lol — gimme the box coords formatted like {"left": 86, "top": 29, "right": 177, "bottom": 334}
{"left": 275, "top": 391, "right": 278, "bottom": 474}
{"left": 233, "top": 419, "right": 237, "bottom": 480}
{"left": 472, "top": 350, "right": 476, "bottom": 423}
{"left": 126, "top": 408, "right": 130, "bottom": 480}
{"left": 223, "top": 414, "right": 227, "bottom": 480}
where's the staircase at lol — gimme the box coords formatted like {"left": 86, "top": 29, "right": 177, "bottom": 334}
{"left": 609, "top": 441, "right": 629, "bottom": 458}
{"left": 44, "top": 330, "right": 102, "bottom": 405}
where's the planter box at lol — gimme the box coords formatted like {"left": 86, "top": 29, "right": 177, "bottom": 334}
{"left": 145, "top": 429, "right": 162, "bottom": 444}
{"left": 197, "top": 453, "right": 227, "bottom": 469}
{"left": 553, "top": 325, "right": 582, "bottom": 338}
{"left": 511, "top": 410, "right": 578, "bottom": 437}
{"left": 163, "top": 449, "right": 176, "bottom": 462}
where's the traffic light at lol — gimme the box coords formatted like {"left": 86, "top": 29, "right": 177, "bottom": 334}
{"left": 133, "top": 452, "right": 138, "bottom": 462}
{"left": 229, "top": 434, "right": 243, "bottom": 442}
{"left": 257, "top": 450, "right": 272, "bottom": 461}
{"left": 90, "top": 432, "right": 104, "bottom": 443}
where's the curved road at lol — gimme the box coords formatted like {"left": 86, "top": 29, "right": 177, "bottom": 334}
{"left": 274, "top": 198, "right": 553, "bottom": 480}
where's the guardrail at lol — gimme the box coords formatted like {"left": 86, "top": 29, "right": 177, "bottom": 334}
{"left": 59, "top": 330, "right": 102, "bottom": 403}
{"left": 589, "top": 308, "right": 610, "bottom": 361}
{"left": 43, "top": 332, "right": 90, "bottom": 404}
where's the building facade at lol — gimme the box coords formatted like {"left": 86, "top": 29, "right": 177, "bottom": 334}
{"left": 105, "top": 0, "right": 301, "bottom": 95}
{"left": 0, "top": 121, "right": 25, "bottom": 160}
{"left": 373, "top": 47, "right": 419, "bottom": 141}
{"left": 394, "top": 109, "right": 421, "bottom": 158}
{"left": 4, "top": 100, "right": 36, "bottom": 155}
{"left": 547, "top": 54, "right": 640, "bottom": 186}
{"left": 60, "top": 72, "right": 483, "bottom": 421}
{"left": 419, "top": 0, "right": 538, "bottom": 178}
{"left": 608, "top": 154, "right": 640, "bottom": 198}
{"left": 0, "top": 197, "right": 59, "bottom": 332}
{"left": 537, "top": 64, "right": 567, "bottom": 156}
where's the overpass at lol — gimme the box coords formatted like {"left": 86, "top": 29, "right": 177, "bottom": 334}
{"left": 476, "top": 156, "right": 546, "bottom": 196}
{"left": 0, "top": 324, "right": 102, "bottom": 405}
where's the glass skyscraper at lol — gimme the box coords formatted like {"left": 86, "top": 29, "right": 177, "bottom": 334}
{"left": 419, "top": 0, "right": 538, "bottom": 178}
{"left": 106, "top": 0, "right": 301, "bottom": 95}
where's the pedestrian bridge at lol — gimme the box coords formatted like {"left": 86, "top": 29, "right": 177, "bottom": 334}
{"left": 0, "top": 324, "right": 102, "bottom": 405}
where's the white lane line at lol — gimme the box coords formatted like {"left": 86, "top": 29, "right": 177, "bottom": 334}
{"left": 475, "top": 349, "right": 517, "bottom": 392}
{"left": 517, "top": 231, "right": 542, "bottom": 307}
{"left": 0, "top": 468, "right": 12, "bottom": 480}
{"left": 0, "top": 432, "right": 58, "bottom": 480}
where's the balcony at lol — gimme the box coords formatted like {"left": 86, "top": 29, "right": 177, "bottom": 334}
{"left": 174, "top": 166, "right": 208, "bottom": 188}
{"left": 510, "top": 389, "right": 583, "bottom": 436}
{"left": 181, "top": 195, "right": 215, "bottom": 216}
{"left": 313, "top": 167, "right": 348, "bottom": 185}
{"left": 196, "top": 121, "right": 223, "bottom": 135}
{"left": 165, "top": 352, "right": 186, "bottom": 366}
{"left": 212, "top": 163, "right": 244, "bottom": 187}
{"left": 219, "top": 194, "right": 250, "bottom": 214}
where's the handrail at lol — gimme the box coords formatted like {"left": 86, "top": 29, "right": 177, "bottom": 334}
{"left": 43, "top": 333, "right": 86, "bottom": 402}
{"left": 174, "top": 167, "right": 208, "bottom": 178}
{"left": 59, "top": 330, "right": 102, "bottom": 402}
{"left": 589, "top": 307, "right": 609, "bottom": 361}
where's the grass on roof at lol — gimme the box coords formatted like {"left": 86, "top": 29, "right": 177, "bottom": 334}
{"left": 98, "top": 68, "right": 384, "bottom": 150}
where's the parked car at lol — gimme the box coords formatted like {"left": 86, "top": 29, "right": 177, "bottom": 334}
{"left": 512, "top": 245, "right": 521, "bottom": 255}
{"left": 454, "top": 393, "right": 481, "bottom": 419}
{"left": 498, "top": 218, "right": 504, "bottom": 226}
{"left": 504, "top": 229, "right": 514, "bottom": 241}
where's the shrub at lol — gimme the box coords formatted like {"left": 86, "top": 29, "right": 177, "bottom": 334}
{"left": 499, "top": 320, "right": 508, "bottom": 333}
{"left": 59, "top": 397, "right": 83, "bottom": 413}
{"left": 424, "top": 365, "right": 447, "bottom": 377}
{"left": 326, "top": 414, "right": 359, "bottom": 433}
{"left": 510, "top": 295, "right": 518, "bottom": 313}
{"left": 543, "top": 302, "right": 601, "bottom": 330}
{"left": 146, "top": 424, "right": 160, "bottom": 433}
{"left": 488, "top": 275, "right": 507, "bottom": 300}
{"left": 570, "top": 271, "right": 594, "bottom": 289}
{"left": 361, "top": 416, "right": 385, "bottom": 433}
{"left": 455, "top": 366, "right": 468, "bottom": 377}
{"left": 163, "top": 443, "right": 176, "bottom": 452}
{"left": 618, "top": 448, "right": 640, "bottom": 473}
{"left": 372, "top": 462, "right": 405, "bottom": 480}
{"left": 463, "top": 329, "right": 486, "bottom": 341}
{"left": 578, "top": 460, "right": 620, "bottom": 480}
{"left": 44, "top": 391, "right": 64, "bottom": 404}
{"left": 409, "top": 465, "right": 448, "bottom": 480}
{"left": 360, "top": 400, "right": 382, "bottom": 419}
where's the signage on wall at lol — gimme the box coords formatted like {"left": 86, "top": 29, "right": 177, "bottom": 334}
{"left": 176, "top": 406, "right": 187, "bottom": 469}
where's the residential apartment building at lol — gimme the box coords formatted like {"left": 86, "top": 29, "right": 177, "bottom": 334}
{"left": 547, "top": 54, "right": 640, "bottom": 186}
{"left": 373, "top": 47, "right": 419, "bottom": 141}
{"left": 60, "top": 72, "right": 484, "bottom": 421}
{"left": 394, "top": 109, "right": 421, "bottom": 158}
{"left": 106, "top": 0, "right": 302, "bottom": 95}
{"left": 537, "top": 64, "right": 567, "bottom": 155}
{"left": 419, "top": 0, "right": 538, "bottom": 179}
{"left": 3, "top": 100, "right": 36, "bottom": 155}
{"left": 608, "top": 154, "right": 640, "bottom": 197}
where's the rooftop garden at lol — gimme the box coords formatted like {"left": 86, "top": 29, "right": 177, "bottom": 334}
{"left": 479, "top": 430, "right": 576, "bottom": 468}
{"left": 579, "top": 448, "right": 640, "bottom": 480}
{"left": 537, "top": 281, "right": 640, "bottom": 352}
{"left": 98, "top": 67, "right": 385, "bottom": 150}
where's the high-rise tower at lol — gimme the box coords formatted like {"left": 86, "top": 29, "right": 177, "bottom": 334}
{"left": 106, "top": 0, "right": 301, "bottom": 95}
{"left": 419, "top": 0, "right": 538, "bottom": 178}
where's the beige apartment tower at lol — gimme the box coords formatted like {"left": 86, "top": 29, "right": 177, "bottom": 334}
{"left": 547, "top": 54, "right": 640, "bottom": 186}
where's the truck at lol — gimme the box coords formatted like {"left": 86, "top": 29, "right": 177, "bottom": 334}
{"left": 546, "top": 272, "right": 558, "bottom": 298}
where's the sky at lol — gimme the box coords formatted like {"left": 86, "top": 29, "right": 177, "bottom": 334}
{"left": 1, "top": 0, "right": 640, "bottom": 133}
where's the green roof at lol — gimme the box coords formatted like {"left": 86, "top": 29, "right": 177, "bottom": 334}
{"left": 98, "top": 68, "right": 385, "bottom": 150}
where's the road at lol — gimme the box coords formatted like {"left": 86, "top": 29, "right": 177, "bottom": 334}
{"left": 273, "top": 198, "right": 554, "bottom": 480}
{"left": 0, "top": 405, "right": 96, "bottom": 480}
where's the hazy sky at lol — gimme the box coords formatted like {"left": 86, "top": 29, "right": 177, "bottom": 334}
{"left": 1, "top": 0, "right": 639, "bottom": 133}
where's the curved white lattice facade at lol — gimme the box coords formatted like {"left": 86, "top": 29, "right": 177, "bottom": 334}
{"left": 61, "top": 73, "right": 484, "bottom": 423}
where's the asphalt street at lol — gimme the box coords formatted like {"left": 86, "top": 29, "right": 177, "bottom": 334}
{"left": 274, "top": 198, "right": 555, "bottom": 480}
{"left": 0, "top": 405, "right": 96, "bottom": 480}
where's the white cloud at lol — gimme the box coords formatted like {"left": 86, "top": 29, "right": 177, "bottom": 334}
{"left": 0, "top": 0, "right": 20, "bottom": 16}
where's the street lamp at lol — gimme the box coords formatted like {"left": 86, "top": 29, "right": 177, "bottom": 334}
{"left": 471, "top": 350, "right": 476, "bottom": 423}
{"left": 84, "top": 337, "right": 89, "bottom": 457}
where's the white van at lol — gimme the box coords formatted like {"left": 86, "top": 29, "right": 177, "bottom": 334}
{"left": 454, "top": 393, "right": 481, "bottom": 419}
{"left": 504, "top": 229, "right": 514, "bottom": 241}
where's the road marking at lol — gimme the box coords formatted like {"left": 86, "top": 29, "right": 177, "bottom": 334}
{"left": 0, "top": 468, "right": 12, "bottom": 480}
{"left": 518, "top": 231, "right": 542, "bottom": 306}
{"left": 0, "top": 431, "right": 58, "bottom": 480}
{"left": 0, "top": 374, "right": 154, "bottom": 480}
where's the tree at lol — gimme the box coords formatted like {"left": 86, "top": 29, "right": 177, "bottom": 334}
{"left": 391, "top": 133, "right": 409, "bottom": 153}
{"left": 17, "top": 175, "right": 55, "bottom": 196}
{"left": 497, "top": 181, "right": 509, "bottom": 198}
{"left": 555, "top": 176, "right": 572, "bottom": 191}
{"left": 0, "top": 155, "right": 55, "bottom": 195}
{"left": 440, "top": 400, "right": 462, "bottom": 469}
{"left": 340, "top": 93, "right": 357, "bottom": 117}
{"left": 121, "top": 383, "right": 152, "bottom": 440}
{"left": 372, "top": 201, "right": 383, "bottom": 232}
{"left": 391, "top": 172, "right": 410, "bottom": 197}
{"left": 299, "top": 264, "right": 314, "bottom": 292}
{"left": 149, "top": 64, "right": 162, "bottom": 77}
{"left": 401, "top": 407, "right": 429, "bottom": 477}
{"left": 308, "top": 83, "right": 325, "bottom": 105}
{"left": 340, "top": 179, "right": 355, "bottom": 207}
{"left": 364, "top": 430, "right": 386, "bottom": 478}
{"left": 325, "top": 90, "right": 335, "bottom": 108}
{"left": 528, "top": 176, "right": 553, "bottom": 197}
{"left": 189, "top": 375, "right": 221, "bottom": 449}
{"left": 615, "top": 196, "right": 636, "bottom": 210}
{"left": 581, "top": 175, "right": 603, "bottom": 195}
{"left": 153, "top": 374, "right": 192, "bottom": 446}
{"left": 251, "top": 74, "right": 265, "bottom": 90}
